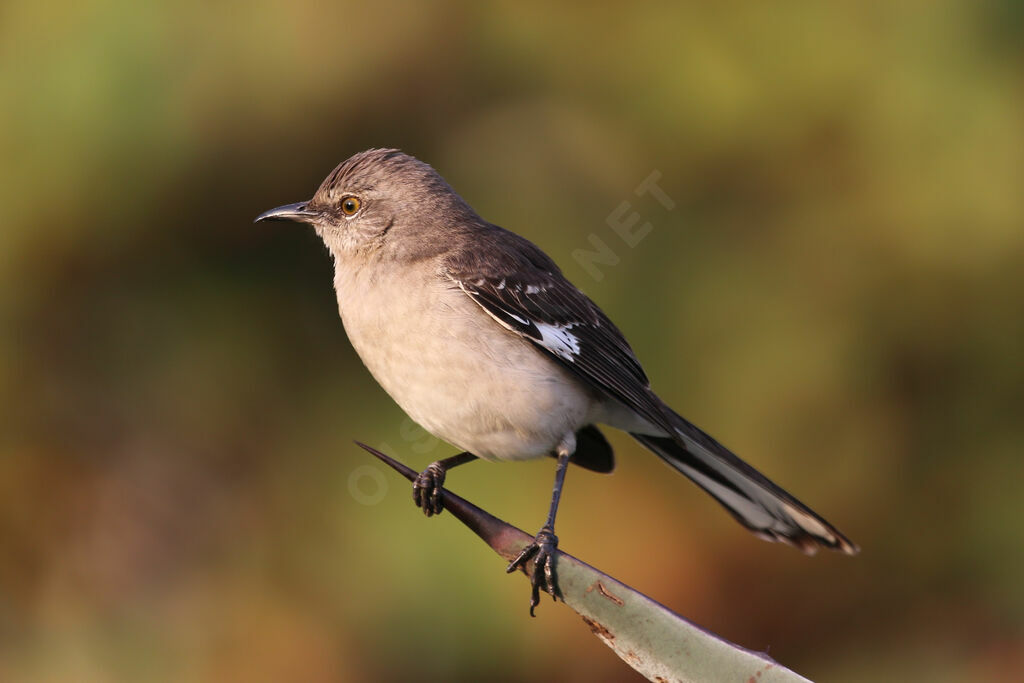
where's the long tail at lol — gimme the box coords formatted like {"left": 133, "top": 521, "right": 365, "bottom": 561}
{"left": 631, "top": 408, "right": 858, "bottom": 555}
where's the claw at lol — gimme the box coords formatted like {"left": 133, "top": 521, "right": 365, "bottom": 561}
{"left": 412, "top": 462, "right": 446, "bottom": 516}
{"left": 506, "top": 526, "right": 560, "bottom": 616}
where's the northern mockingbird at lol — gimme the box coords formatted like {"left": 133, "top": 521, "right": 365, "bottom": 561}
{"left": 256, "top": 148, "right": 857, "bottom": 614}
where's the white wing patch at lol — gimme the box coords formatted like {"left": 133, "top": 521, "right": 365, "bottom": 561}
{"left": 536, "top": 322, "right": 581, "bottom": 360}
{"left": 505, "top": 311, "right": 530, "bottom": 326}
{"left": 455, "top": 278, "right": 582, "bottom": 361}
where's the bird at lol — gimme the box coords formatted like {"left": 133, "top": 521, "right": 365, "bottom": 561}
{"left": 255, "top": 148, "right": 858, "bottom": 615}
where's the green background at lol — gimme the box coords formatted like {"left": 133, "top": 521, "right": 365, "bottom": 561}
{"left": 2, "top": 1, "right": 1022, "bottom": 681}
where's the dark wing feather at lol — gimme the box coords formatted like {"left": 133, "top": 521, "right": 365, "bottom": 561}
{"left": 443, "top": 226, "right": 673, "bottom": 435}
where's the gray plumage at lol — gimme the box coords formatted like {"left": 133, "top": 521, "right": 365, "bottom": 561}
{"left": 256, "top": 148, "right": 857, "bottom": 556}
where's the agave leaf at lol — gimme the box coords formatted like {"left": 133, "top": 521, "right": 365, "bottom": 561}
{"left": 356, "top": 442, "right": 812, "bottom": 683}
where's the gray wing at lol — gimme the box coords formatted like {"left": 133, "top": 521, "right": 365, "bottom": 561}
{"left": 442, "top": 224, "right": 674, "bottom": 435}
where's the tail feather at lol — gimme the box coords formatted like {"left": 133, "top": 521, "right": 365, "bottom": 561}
{"left": 631, "top": 409, "right": 858, "bottom": 555}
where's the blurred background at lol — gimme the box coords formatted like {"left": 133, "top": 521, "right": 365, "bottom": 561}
{"left": 2, "top": 1, "right": 1022, "bottom": 681}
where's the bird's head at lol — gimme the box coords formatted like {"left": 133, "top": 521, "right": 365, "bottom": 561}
{"left": 255, "top": 148, "right": 477, "bottom": 260}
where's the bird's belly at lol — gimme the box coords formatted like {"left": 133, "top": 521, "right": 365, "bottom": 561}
{"left": 381, "top": 348, "right": 589, "bottom": 461}
{"left": 337, "top": 272, "right": 592, "bottom": 461}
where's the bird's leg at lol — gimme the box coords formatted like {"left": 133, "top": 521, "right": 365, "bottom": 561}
{"left": 413, "top": 451, "right": 477, "bottom": 516}
{"left": 506, "top": 443, "right": 572, "bottom": 616}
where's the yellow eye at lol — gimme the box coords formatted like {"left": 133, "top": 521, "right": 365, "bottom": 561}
{"left": 341, "top": 196, "right": 361, "bottom": 216}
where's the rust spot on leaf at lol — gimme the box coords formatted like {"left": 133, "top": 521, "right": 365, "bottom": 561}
{"left": 585, "top": 580, "right": 625, "bottom": 606}
{"left": 748, "top": 661, "right": 776, "bottom": 682}
{"left": 581, "top": 616, "right": 615, "bottom": 641}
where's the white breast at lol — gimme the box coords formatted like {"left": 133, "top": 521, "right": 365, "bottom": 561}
{"left": 331, "top": 256, "right": 594, "bottom": 461}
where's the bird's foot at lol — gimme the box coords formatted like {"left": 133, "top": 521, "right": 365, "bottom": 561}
{"left": 412, "top": 461, "right": 447, "bottom": 516}
{"left": 506, "top": 525, "right": 560, "bottom": 616}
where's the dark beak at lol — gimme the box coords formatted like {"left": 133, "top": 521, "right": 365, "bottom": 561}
{"left": 254, "top": 201, "right": 319, "bottom": 224}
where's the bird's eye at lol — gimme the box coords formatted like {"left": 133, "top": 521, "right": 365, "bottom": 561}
{"left": 341, "top": 196, "right": 361, "bottom": 216}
